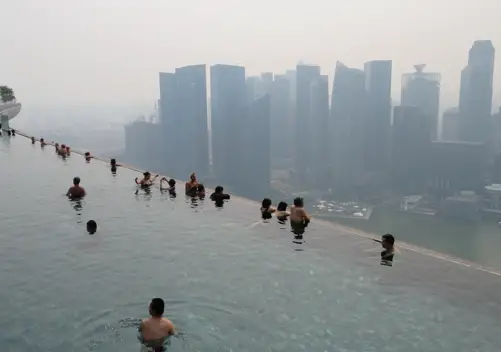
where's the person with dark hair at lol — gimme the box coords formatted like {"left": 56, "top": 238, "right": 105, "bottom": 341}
{"left": 136, "top": 172, "right": 158, "bottom": 187}
{"left": 380, "top": 234, "right": 395, "bottom": 265}
{"left": 31, "top": 136, "right": 36, "bottom": 144}
{"left": 290, "top": 197, "right": 310, "bottom": 234}
{"left": 65, "top": 145, "right": 71, "bottom": 155}
{"left": 261, "top": 198, "right": 276, "bottom": 220}
{"left": 196, "top": 184, "right": 205, "bottom": 198}
{"left": 10, "top": 129, "right": 15, "bottom": 136}
{"left": 138, "top": 298, "right": 176, "bottom": 348}
{"left": 276, "top": 201, "right": 290, "bottom": 222}
{"left": 210, "top": 186, "right": 230, "bottom": 207}
{"left": 54, "top": 143, "right": 60, "bottom": 152}
{"left": 66, "top": 177, "right": 86, "bottom": 199}
{"left": 40, "top": 138, "right": 46, "bottom": 147}
{"left": 160, "top": 177, "right": 176, "bottom": 196}
{"left": 110, "top": 158, "right": 121, "bottom": 173}
{"left": 86, "top": 220, "right": 97, "bottom": 235}
{"left": 7, "top": 130, "right": 11, "bottom": 136}
{"left": 84, "top": 152, "right": 93, "bottom": 162}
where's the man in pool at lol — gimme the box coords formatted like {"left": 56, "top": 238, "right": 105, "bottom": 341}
{"left": 66, "top": 177, "right": 86, "bottom": 199}
{"left": 139, "top": 298, "right": 176, "bottom": 350}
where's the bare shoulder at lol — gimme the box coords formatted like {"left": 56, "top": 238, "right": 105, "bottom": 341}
{"left": 162, "top": 318, "right": 176, "bottom": 334}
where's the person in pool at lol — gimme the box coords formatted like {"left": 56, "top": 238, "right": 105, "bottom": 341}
{"left": 40, "top": 138, "right": 46, "bottom": 147}
{"left": 31, "top": 136, "right": 36, "bottom": 144}
{"left": 110, "top": 158, "right": 121, "bottom": 173}
{"left": 377, "top": 234, "right": 395, "bottom": 265}
{"left": 185, "top": 172, "right": 199, "bottom": 194}
{"left": 261, "top": 198, "right": 276, "bottom": 220}
{"left": 86, "top": 220, "right": 97, "bottom": 234}
{"left": 139, "top": 298, "right": 176, "bottom": 350}
{"left": 136, "top": 172, "right": 158, "bottom": 187}
{"left": 54, "top": 143, "right": 60, "bottom": 152}
{"left": 84, "top": 152, "right": 93, "bottom": 162}
{"left": 210, "top": 186, "right": 230, "bottom": 207}
{"left": 160, "top": 177, "right": 176, "bottom": 195}
{"left": 290, "top": 197, "right": 310, "bottom": 232}
{"left": 275, "top": 201, "right": 290, "bottom": 222}
{"left": 66, "top": 177, "right": 86, "bottom": 199}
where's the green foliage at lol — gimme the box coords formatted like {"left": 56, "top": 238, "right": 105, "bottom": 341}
{"left": 0, "top": 86, "right": 16, "bottom": 103}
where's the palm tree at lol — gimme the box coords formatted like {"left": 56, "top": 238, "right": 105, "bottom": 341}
{"left": 0, "top": 86, "right": 16, "bottom": 103}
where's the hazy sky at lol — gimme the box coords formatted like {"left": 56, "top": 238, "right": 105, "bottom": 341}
{"left": 2, "top": 0, "right": 500, "bottom": 112}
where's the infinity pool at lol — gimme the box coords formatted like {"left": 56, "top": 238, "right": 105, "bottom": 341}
{"left": 1, "top": 135, "right": 501, "bottom": 351}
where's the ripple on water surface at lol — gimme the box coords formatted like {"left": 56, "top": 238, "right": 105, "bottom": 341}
{"left": 2, "top": 136, "right": 501, "bottom": 351}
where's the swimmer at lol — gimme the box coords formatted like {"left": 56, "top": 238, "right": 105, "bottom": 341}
{"left": 290, "top": 197, "right": 310, "bottom": 234}
{"left": 160, "top": 177, "right": 176, "bottom": 196}
{"left": 139, "top": 298, "right": 176, "bottom": 349}
{"left": 65, "top": 145, "right": 71, "bottom": 155}
{"left": 136, "top": 172, "right": 158, "bottom": 187}
{"left": 55, "top": 143, "right": 60, "bottom": 152}
{"left": 84, "top": 152, "right": 93, "bottom": 162}
{"left": 40, "top": 138, "right": 46, "bottom": 147}
{"left": 110, "top": 158, "right": 121, "bottom": 173}
{"left": 261, "top": 198, "right": 276, "bottom": 220}
{"left": 86, "top": 220, "right": 97, "bottom": 234}
{"left": 276, "top": 201, "right": 290, "bottom": 222}
{"left": 374, "top": 234, "right": 395, "bottom": 265}
{"left": 31, "top": 136, "right": 36, "bottom": 144}
{"left": 196, "top": 184, "right": 205, "bottom": 198}
{"left": 66, "top": 177, "right": 86, "bottom": 199}
{"left": 185, "top": 172, "right": 199, "bottom": 194}
{"left": 210, "top": 186, "right": 230, "bottom": 207}
{"left": 11, "top": 129, "right": 15, "bottom": 136}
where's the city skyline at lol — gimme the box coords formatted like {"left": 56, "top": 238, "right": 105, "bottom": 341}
{"left": 2, "top": 0, "right": 501, "bottom": 113}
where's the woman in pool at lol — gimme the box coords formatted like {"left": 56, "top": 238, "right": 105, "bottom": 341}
{"left": 136, "top": 172, "right": 158, "bottom": 187}
{"left": 185, "top": 173, "right": 199, "bottom": 194}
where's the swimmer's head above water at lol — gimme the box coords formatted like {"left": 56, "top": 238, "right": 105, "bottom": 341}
{"left": 277, "top": 201, "right": 288, "bottom": 212}
{"left": 381, "top": 234, "right": 395, "bottom": 250}
{"left": 293, "top": 197, "right": 304, "bottom": 207}
{"left": 86, "top": 220, "right": 97, "bottom": 234}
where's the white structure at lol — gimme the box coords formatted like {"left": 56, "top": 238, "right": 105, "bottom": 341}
{"left": 0, "top": 102, "right": 21, "bottom": 130}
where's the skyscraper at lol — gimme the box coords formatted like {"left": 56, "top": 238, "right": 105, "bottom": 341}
{"left": 310, "top": 75, "right": 330, "bottom": 187}
{"left": 240, "top": 95, "right": 271, "bottom": 199}
{"left": 364, "top": 60, "right": 392, "bottom": 172}
{"left": 392, "top": 106, "right": 431, "bottom": 194}
{"left": 295, "top": 64, "right": 321, "bottom": 183}
{"left": 401, "top": 64, "right": 441, "bottom": 140}
{"left": 330, "top": 62, "right": 366, "bottom": 194}
{"left": 158, "top": 72, "right": 177, "bottom": 170}
{"left": 270, "top": 74, "right": 292, "bottom": 163}
{"left": 210, "top": 64, "right": 246, "bottom": 187}
{"left": 458, "top": 40, "right": 495, "bottom": 142}
{"left": 173, "top": 64, "right": 209, "bottom": 178}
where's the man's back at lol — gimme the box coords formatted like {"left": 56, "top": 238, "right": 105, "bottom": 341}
{"left": 68, "top": 185, "right": 86, "bottom": 198}
{"left": 141, "top": 317, "right": 175, "bottom": 341}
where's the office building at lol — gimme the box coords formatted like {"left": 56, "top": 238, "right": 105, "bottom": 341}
{"left": 364, "top": 60, "right": 392, "bottom": 172}
{"left": 401, "top": 64, "right": 441, "bottom": 140}
{"left": 310, "top": 75, "right": 330, "bottom": 187}
{"left": 240, "top": 95, "right": 271, "bottom": 199}
{"left": 442, "top": 108, "right": 460, "bottom": 141}
{"left": 392, "top": 106, "right": 431, "bottom": 194}
{"left": 295, "top": 64, "right": 321, "bottom": 182}
{"left": 330, "top": 62, "right": 366, "bottom": 194}
{"left": 458, "top": 40, "right": 495, "bottom": 142}
{"left": 270, "top": 74, "right": 292, "bottom": 164}
{"left": 210, "top": 64, "right": 247, "bottom": 187}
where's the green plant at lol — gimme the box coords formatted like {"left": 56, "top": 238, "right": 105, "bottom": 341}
{"left": 0, "top": 86, "right": 16, "bottom": 103}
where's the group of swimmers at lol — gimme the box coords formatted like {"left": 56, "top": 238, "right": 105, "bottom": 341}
{"left": 0, "top": 127, "right": 16, "bottom": 136}
{"left": 26, "top": 132, "right": 396, "bottom": 350}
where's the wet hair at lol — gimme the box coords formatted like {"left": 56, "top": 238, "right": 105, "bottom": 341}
{"left": 40, "top": 138, "right": 44, "bottom": 142}
{"left": 190, "top": 172, "right": 196, "bottom": 180}
{"left": 262, "top": 198, "right": 272, "bottom": 209}
{"left": 85, "top": 152, "right": 90, "bottom": 157}
{"left": 144, "top": 172, "right": 151, "bottom": 177}
{"left": 277, "top": 201, "right": 288, "bottom": 212}
{"left": 150, "top": 298, "right": 165, "bottom": 317}
{"left": 293, "top": 197, "right": 304, "bottom": 207}
{"left": 86, "top": 220, "right": 97, "bottom": 234}
{"left": 168, "top": 179, "right": 176, "bottom": 187}
{"left": 110, "top": 158, "right": 116, "bottom": 165}
{"left": 382, "top": 234, "right": 395, "bottom": 246}
{"left": 215, "top": 186, "right": 224, "bottom": 194}
{"left": 73, "top": 177, "right": 81, "bottom": 185}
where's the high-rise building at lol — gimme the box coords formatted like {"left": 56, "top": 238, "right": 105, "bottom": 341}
{"left": 401, "top": 64, "right": 441, "bottom": 140}
{"left": 240, "top": 95, "right": 271, "bottom": 199}
{"left": 157, "top": 66, "right": 209, "bottom": 179}
{"left": 364, "top": 60, "right": 392, "bottom": 172}
{"left": 330, "top": 62, "right": 366, "bottom": 193}
{"left": 392, "top": 106, "right": 431, "bottom": 194}
{"left": 270, "top": 74, "right": 292, "bottom": 164}
{"left": 210, "top": 64, "right": 247, "bottom": 187}
{"left": 173, "top": 65, "right": 209, "bottom": 178}
{"left": 310, "top": 75, "right": 330, "bottom": 187}
{"left": 458, "top": 40, "right": 495, "bottom": 142}
{"left": 295, "top": 64, "right": 321, "bottom": 182}
{"left": 442, "top": 108, "right": 460, "bottom": 141}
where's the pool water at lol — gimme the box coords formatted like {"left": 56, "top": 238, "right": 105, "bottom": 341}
{"left": 1, "top": 135, "right": 501, "bottom": 351}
